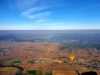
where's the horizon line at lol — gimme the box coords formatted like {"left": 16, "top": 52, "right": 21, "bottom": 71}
{"left": 0, "top": 29, "right": 100, "bottom": 31}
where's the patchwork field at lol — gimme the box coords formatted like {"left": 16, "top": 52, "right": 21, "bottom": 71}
{"left": 0, "top": 42, "right": 100, "bottom": 75}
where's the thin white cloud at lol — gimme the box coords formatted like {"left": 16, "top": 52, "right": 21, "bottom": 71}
{"left": 15, "top": 0, "right": 59, "bottom": 23}
{"left": 14, "top": 0, "right": 65, "bottom": 24}
{"left": 22, "top": 11, "right": 52, "bottom": 19}
{"left": 21, "top": 6, "right": 52, "bottom": 20}
{"left": 21, "top": 6, "right": 49, "bottom": 15}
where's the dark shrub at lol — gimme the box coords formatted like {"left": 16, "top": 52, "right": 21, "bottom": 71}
{"left": 81, "top": 71, "right": 97, "bottom": 75}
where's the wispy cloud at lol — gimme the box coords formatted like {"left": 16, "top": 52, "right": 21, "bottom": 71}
{"left": 21, "top": 6, "right": 52, "bottom": 21}
{"left": 22, "top": 11, "right": 51, "bottom": 19}
{"left": 15, "top": 0, "right": 63, "bottom": 23}
{"left": 21, "top": 6, "right": 49, "bottom": 15}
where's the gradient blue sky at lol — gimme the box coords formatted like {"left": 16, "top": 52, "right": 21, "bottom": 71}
{"left": 0, "top": 0, "right": 100, "bottom": 30}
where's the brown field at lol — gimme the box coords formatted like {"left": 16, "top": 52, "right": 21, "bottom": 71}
{"left": 0, "top": 42, "right": 100, "bottom": 75}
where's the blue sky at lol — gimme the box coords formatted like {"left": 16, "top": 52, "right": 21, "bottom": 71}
{"left": 0, "top": 0, "right": 100, "bottom": 30}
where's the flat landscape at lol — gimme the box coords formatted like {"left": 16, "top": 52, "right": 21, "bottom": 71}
{"left": 0, "top": 30, "right": 100, "bottom": 75}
